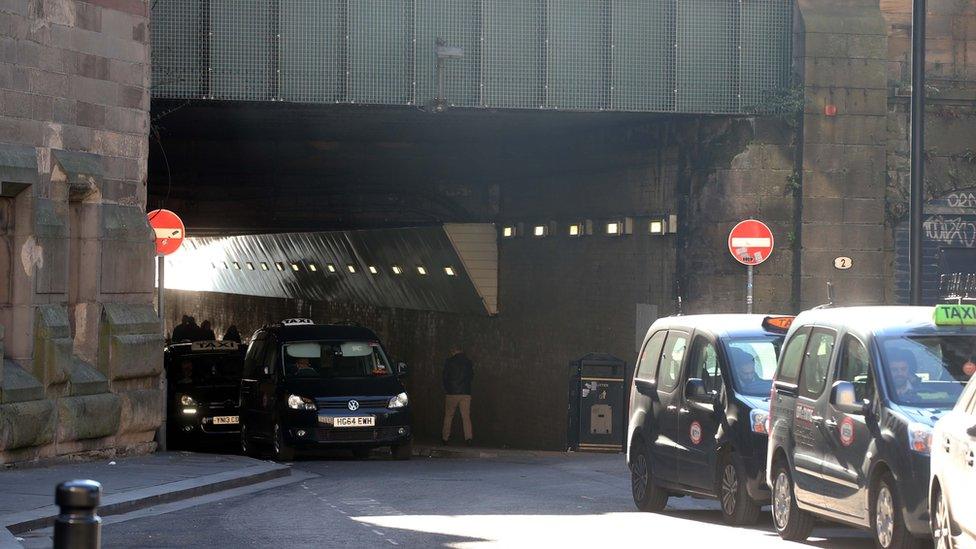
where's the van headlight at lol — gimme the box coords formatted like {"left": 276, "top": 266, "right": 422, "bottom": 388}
{"left": 179, "top": 394, "right": 196, "bottom": 406}
{"left": 287, "top": 395, "right": 316, "bottom": 411}
{"left": 908, "top": 423, "right": 933, "bottom": 455}
{"left": 388, "top": 392, "right": 409, "bottom": 409}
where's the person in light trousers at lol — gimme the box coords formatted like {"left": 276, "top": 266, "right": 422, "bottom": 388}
{"left": 442, "top": 346, "right": 474, "bottom": 445}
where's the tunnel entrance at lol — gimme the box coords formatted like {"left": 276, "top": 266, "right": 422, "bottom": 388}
{"left": 150, "top": 100, "right": 748, "bottom": 449}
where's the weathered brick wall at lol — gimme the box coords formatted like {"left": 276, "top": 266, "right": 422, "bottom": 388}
{"left": 0, "top": 0, "right": 159, "bottom": 465}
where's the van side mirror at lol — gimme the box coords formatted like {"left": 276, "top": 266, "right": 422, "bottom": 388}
{"left": 830, "top": 381, "right": 866, "bottom": 415}
{"left": 397, "top": 362, "right": 408, "bottom": 376}
{"left": 685, "top": 378, "right": 713, "bottom": 403}
{"left": 262, "top": 365, "right": 271, "bottom": 376}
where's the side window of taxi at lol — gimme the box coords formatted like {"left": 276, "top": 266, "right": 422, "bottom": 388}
{"left": 243, "top": 338, "right": 266, "bottom": 379}
{"left": 837, "top": 335, "right": 874, "bottom": 402}
{"left": 636, "top": 331, "right": 667, "bottom": 381}
{"left": 688, "top": 336, "right": 722, "bottom": 394}
{"left": 777, "top": 328, "right": 810, "bottom": 385}
{"left": 800, "top": 329, "right": 837, "bottom": 399}
{"left": 658, "top": 332, "right": 689, "bottom": 392}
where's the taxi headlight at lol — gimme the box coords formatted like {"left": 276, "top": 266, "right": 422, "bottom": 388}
{"left": 750, "top": 409, "right": 769, "bottom": 435}
{"left": 179, "top": 394, "right": 196, "bottom": 406}
{"left": 287, "top": 394, "right": 316, "bottom": 411}
{"left": 908, "top": 423, "right": 933, "bottom": 455}
{"left": 388, "top": 392, "right": 409, "bottom": 409}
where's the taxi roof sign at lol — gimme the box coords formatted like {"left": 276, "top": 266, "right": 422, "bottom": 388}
{"left": 190, "top": 340, "right": 239, "bottom": 351}
{"left": 762, "top": 315, "right": 795, "bottom": 333}
{"left": 281, "top": 318, "right": 314, "bottom": 326}
{"left": 933, "top": 304, "right": 976, "bottom": 326}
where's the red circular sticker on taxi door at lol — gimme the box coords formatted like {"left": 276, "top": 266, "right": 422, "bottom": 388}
{"left": 690, "top": 421, "right": 703, "bottom": 445}
{"left": 839, "top": 417, "right": 856, "bottom": 447}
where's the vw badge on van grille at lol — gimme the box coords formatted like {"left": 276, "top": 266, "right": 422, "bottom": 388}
{"left": 347, "top": 400, "right": 360, "bottom": 411}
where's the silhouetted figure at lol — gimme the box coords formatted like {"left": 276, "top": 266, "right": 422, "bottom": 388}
{"left": 199, "top": 320, "right": 216, "bottom": 341}
{"left": 171, "top": 315, "right": 193, "bottom": 343}
{"left": 223, "top": 325, "right": 242, "bottom": 343}
{"left": 442, "top": 346, "right": 474, "bottom": 445}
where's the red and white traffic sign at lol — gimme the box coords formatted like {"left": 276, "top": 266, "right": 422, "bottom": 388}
{"left": 728, "top": 219, "right": 774, "bottom": 266}
{"left": 148, "top": 209, "right": 185, "bottom": 256}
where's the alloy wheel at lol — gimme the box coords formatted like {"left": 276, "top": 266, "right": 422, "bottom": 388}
{"left": 876, "top": 484, "right": 895, "bottom": 548}
{"left": 773, "top": 471, "right": 791, "bottom": 530}
{"left": 721, "top": 464, "right": 738, "bottom": 516}
{"left": 631, "top": 453, "right": 648, "bottom": 503}
{"left": 933, "top": 491, "right": 954, "bottom": 549}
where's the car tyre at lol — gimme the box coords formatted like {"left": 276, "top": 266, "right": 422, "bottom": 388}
{"left": 718, "top": 452, "right": 761, "bottom": 526}
{"left": 240, "top": 424, "right": 256, "bottom": 457}
{"left": 630, "top": 442, "right": 668, "bottom": 512}
{"left": 872, "top": 472, "right": 921, "bottom": 549}
{"left": 272, "top": 422, "right": 295, "bottom": 462}
{"left": 392, "top": 440, "right": 412, "bottom": 461}
{"left": 771, "top": 461, "right": 814, "bottom": 541}
{"left": 932, "top": 485, "right": 955, "bottom": 549}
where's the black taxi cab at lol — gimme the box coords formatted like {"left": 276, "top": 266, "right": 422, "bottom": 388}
{"left": 165, "top": 340, "right": 246, "bottom": 447}
{"left": 767, "top": 305, "right": 975, "bottom": 548}
{"left": 627, "top": 314, "right": 791, "bottom": 525}
{"left": 239, "top": 319, "right": 411, "bottom": 461}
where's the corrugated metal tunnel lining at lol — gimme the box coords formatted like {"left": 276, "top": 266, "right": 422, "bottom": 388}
{"left": 164, "top": 224, "right": 498, "bottom": 315}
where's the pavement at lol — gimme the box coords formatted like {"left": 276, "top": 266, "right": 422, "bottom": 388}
{"left": 0, "top": 452, "right": 290, "bottom": 548}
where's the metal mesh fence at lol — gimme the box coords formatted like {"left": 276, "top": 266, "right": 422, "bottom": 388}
{"left": 151, "top": 0, "right": 793, "bottom": 114}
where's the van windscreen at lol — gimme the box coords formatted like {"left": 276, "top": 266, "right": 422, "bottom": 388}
{"left": 283, "top": 341, "right": 392, "bottom": 379}
{"left": 879, "top": 335, "right": 974, "bottom": 407}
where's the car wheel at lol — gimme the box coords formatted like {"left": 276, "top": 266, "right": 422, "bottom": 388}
{"left": 392, "top": 440, "right": 412, "bottom": 461}
{"left": 272, "top": 422, "right": 295, "bottom": 462}
{"left": 718, "top": 452, "right": 761, "bottom": 526}
{"left": 240, "top": 424, "right": 255, "bottom": 457}
{"left": 932, "top": 485, "right": 955, "bottom": 549}
{"left": 771, "top": 461, "right": 814, "bottom": 541}
{"left": 630, "top": 442, "right": 668, "bottom": 512}
{"left": 872, "top": 473, "right": 923, "bottom": 549}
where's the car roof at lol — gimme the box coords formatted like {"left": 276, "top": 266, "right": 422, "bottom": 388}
{"left": 650, "top": 314, "right": 787, "bottom": 339}
{"left": 262, "top": 323, "right": 380, "bottom": 342}
{"left": 790, "top": 306, "right": 965, "bottom": 338}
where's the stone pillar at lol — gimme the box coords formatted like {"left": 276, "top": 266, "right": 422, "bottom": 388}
{"left": 796, "top": 0, "right": 889, "bottom": 307}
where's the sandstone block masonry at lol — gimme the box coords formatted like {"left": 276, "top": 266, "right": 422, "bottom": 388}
{"left": 0, "top": 0, "right": 160, "bottom": 465}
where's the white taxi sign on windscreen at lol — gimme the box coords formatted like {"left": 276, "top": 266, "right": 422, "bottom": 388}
{"left": 190, "top": 340, "right": 239, "bottom": 351}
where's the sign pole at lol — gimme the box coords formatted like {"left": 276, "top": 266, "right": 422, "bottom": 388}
{"left": 909, "top": 0, "right": 926, "bottom": 305}
{"left": 747, "top": 265, "right": 754, "bottom": 314}
{"left": 157, "top": 255, "right": 165, "bottom": 322}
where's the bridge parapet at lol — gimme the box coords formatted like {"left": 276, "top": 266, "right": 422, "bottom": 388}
{"left": 152, "top": 0, "right": 793, "bottom": 114}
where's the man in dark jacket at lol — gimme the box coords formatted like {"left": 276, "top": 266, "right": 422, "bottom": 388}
{"left": 171, "top": 315, "right": 192, "bottom": 343}
{"left": 442, "top": 346, "right": 474, "bottom": 445}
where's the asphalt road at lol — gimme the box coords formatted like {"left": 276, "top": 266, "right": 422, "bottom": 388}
{"left": 88, "top": 451, "right": 876, "bottom": 548}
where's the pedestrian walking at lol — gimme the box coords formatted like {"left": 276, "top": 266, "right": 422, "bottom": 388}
{"left": 199, "top": 320, "right": 216, "bottom": 341}
{"left": 442, "top": 345, "right": 474, "bottom": 445}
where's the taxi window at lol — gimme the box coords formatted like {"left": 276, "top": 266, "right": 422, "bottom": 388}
{"left": 657, "top": 332, "right": 689, "bottom": 393}
{"left": 777, "top": 328, "right": 810, "bottom": 385}
{"left": 837, "top": 335, "right": 874, "bottom": 402}
{"left": 688, "top": 337, "right": 722, "bottom": 395}
{"left": 636, "top": 331, "right": 667, "bottom": 381}
{"left": 879, "top": 335, "right": 972, "bottom": 408}
{"left": 799, "top": 329, "right": 836, "bottom": 399}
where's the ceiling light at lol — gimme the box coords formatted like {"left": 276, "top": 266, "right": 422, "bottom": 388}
{"left": 327, "top": 264, "right": 337, "bottom": 273}
{"left": 309, "top": 263, "right": 318, "bottom": 272}
{"left": 347, "top": 264, "right": 357, "bottom": 274}
{"left": 246, "top": 262, "right": 254, "bottom": 270}
{"left": 417, "top": 266, "right": 428, "bottom": 275}
{"left": 392, "top": 265, "right": 403, "bottom": 275}
{"left": 261, "top": 262, "right": 269, "bottom": 271}
{"left": 275, "top": 262, "right": 284, "bottom": 271}
{"left": 368, "top": 266, "right": 378, "bottom": 274}
{"left": 444, "top": 267, "right": 456, "bottom": 276}
{"left": 290, "top": 263, "right": 300, "bottom": 271}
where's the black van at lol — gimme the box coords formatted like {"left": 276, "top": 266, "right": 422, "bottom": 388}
{"left": 165, "top": 340, "right": 246, "bottom": 447}
{"left": 627, "top": 314, "right": 790, "bottom": 525}
{"left": 767, "top": 306, "right": 975, "bottom": 548}
{"left": 239, "top": 319, "right": 412, "bottom": 461}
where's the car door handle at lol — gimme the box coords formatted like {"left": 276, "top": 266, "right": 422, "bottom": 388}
{"left": 812, "top": 415, "right": 825, "bottom": 426}
{"left": 679, "top": 408, "right": 690, "bottom": 415}
{"left": 967, "top": 450, "right": 974, "bottom": 468}
{"left": 824, "top": 418, "right": 838, "bottom": 429}
{"left": 944, "top": 437, "right": 952, "bottom": 453}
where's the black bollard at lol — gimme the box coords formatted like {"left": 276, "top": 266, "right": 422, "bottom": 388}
{"left": 53, "top": 480, "right": 102, "bottom": 549}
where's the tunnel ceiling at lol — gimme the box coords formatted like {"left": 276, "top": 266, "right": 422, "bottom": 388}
{"left": 165, "top": 224, "right": 498, "bottom": 315}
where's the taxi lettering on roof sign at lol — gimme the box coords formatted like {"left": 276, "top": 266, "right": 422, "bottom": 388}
{"left": 281, "top": 318, "right": 314, "bottom": 326}
{"left": 933, "top": 304, "right": 976, "bottom": 326}
{"left": 190, "top": 340, "right": 239, "bottom": 351}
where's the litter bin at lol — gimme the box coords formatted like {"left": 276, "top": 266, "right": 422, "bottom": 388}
{"left": 567, "top": 353, "right": 628, "bottom": 452}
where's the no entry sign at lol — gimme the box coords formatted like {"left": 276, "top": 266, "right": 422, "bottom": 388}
{"left": 148, "top": 209, "right": 185, "bottom": 256}
{"left": 728, "top": 219, "right": 774, "bottom": 266}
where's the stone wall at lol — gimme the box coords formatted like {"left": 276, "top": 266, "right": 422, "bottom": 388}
{"left": 0, "top": 0, "right": 159, "bottom": 465}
